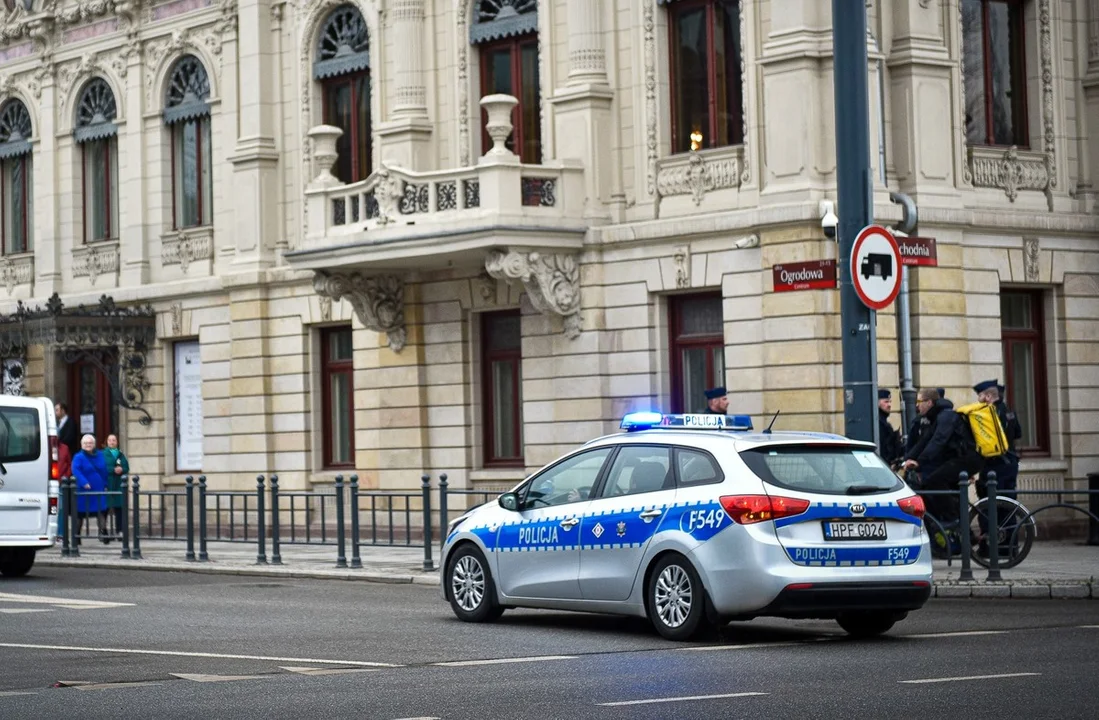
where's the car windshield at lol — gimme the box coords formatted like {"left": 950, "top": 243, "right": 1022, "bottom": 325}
{"left": 738, "top": 445, "right": 902, "bottom": 496}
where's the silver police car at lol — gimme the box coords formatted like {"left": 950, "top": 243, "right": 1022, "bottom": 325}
{"left": 441, "top": 412, "right": 932, "bottom": 641}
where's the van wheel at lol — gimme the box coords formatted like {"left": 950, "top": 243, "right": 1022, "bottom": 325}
{"left": 445, "top": 545, "right": 504, "bottom": 623}
{"left": 0, "top": 548, "right": 36, "bottom": 578}
{"left": 836, "top": 611, "right": 903, "bottom": 638}
{"left": 647, "top": 554, "right": 711, "bottom": 641}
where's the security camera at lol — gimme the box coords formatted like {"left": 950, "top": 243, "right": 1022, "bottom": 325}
{"left": 820, "top": 200, "right": 839, "bottom": 240}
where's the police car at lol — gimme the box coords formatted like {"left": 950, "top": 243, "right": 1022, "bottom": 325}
{"left": 441, "top": 412, "right": 932, "bottom": 641}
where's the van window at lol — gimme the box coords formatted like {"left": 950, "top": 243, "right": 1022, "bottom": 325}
{"left": 0, "top": 407, "right": 41, "bottom": 463}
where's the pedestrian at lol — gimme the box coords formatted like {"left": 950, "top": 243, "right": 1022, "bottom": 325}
{"left": 901, "top": 388, "right": 982, "bottom": 530}
{"left": 55, "top": 402, "right": 79, "bottom": 457}
{"left": 57, "top": 434, "right": 73, "bottom": 537}
{"left": 102, "top": 434, "right": 129, "bottom": 540}
{"left": 72, "top": 434, "right": 109, "bottom": 545}
{"left": 972, "top": 380, "right": 1022, "bottom": 498}
{"left": 876, "top": 389, "right": 903, "bottom": 469}
{"left": 703, "top": 387, "right": 728, "bottom": 415}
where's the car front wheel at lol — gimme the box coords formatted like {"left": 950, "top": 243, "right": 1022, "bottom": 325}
{"left": 646, "top": 554, "right": 711, "bottom": 641}
{"left": 836, "top": 610, "right": 904, "bottom": 638}
{"left": 445, "top": 544, "right": 504, "bottom": 623}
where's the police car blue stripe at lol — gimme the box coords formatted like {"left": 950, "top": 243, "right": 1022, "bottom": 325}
{"left": 783, "top": 544, "right": 922, "bottom": 566}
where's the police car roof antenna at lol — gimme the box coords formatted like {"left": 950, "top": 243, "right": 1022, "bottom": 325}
{"left": 763, "top": 410, "right": 781, "bottom": 434}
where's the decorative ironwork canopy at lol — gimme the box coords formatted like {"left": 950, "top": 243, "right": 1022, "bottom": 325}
{"left": 0, "top": 293, "right": 157, "bottom": 425}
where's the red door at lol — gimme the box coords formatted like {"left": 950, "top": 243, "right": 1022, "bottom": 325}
{"left": 68, "top": 353, "right": 120, "bottom": 448}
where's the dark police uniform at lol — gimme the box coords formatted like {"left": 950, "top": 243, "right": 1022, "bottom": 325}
{"left": 877, "top": 389, "right": 903, "bottom": 467}
{"left": 703, "top": 386, "right": 726, "bottom": 414}
{"left": 973, "top": 379, "right": 1022, "bottom": 500}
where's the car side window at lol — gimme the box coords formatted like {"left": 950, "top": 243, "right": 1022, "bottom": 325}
{"left": 675, "top": 447, "right": 723, "bottom": 487}
{"left": 521, "top": 447, "right": 613, "bottom": 509}
{"left": 599, "top": 445, "right": 673, "bottom": 498}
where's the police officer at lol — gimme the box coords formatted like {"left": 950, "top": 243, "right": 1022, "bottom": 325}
{"left": 972, "top": 379, "right": 1022, "bottom": 499}
{"left": 703, "top": 387, "right": 728, "bottom": 415}
{"left": 877, "top": 389, "right": 903, "bottom": 468}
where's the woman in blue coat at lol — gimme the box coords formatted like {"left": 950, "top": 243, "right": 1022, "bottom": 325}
{"left": 72, "top": 434, "right": 109, "bottom": 544}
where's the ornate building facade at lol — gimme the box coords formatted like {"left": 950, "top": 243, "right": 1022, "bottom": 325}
{"left": 0, "top": 0, "right": 1095, "bottom": 501}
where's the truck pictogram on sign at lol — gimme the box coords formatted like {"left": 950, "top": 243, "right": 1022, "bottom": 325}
{"left": 860, "top": 253, "right": 893, "bottom": 281}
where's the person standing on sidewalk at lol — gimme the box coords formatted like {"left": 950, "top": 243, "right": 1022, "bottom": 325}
{"left": 877, "top": 389, "right": 903, "bottom": 469}
{"left": 72, "top": 434, "right": 109, "bottom": 545}
{"left": 972, "top": 380, "right": 1022, "bottom": 499}
{"left": 703, "top": 387, "right": 728, "bottom": 415}
{"left": 102, "top": 434, "right": 130, "bottom": 540}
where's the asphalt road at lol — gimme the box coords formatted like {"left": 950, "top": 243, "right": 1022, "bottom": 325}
{"left": 1, "top": 567, "right": 1097, "bottom": 719}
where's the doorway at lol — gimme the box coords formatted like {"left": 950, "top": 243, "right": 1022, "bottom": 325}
{"left": 67, "top": 351, "right": 120, "bottom": 447}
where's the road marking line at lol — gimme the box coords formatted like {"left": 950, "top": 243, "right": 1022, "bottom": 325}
{"left": 0, "top": 643, "right": 401, "bottom": 668}
{"left": 905, "top": 630, "right": 1010, "bottom": 639}
{"left": 172, "top": 674, "right": 270, "bottom": 683}
{"left": 280, "top": 666, "right": 379, "bottom": 677}
{"left": 899, "top": 672, "right": 1041, "bottom": 685}
{"left": 598, "top": 691, "right": 769, "bottom": 707}
{"left": 433, "top": 655, "right": 577, "bottom": 667}
{"left": 0, "top": 592, "right": 134, "bottom": 609}
{"left": 0, "top": 608, "right": 55, "bottom": 614}
{"left": 75, "top": 681, "right": 165, "bottom": 691}
{"left": 1078, "top": 625, "right": 1099, "bottom": 629}
{"left": 683, "top": 642, "right": 802, "bottom": 652}
{"left": 0, "top": 691, "right": 37, "bottom": 697}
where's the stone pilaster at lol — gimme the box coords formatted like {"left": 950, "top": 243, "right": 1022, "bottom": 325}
{"left": 1082, "top": 0, "right": 1099, "bottom": 209}
{"left": 227, "top": 0, "right": 279, "bottom": 270}
{"left": 226, "top": 283, "right": 277, "bottom": 475}
{"left": 376, "top": 0, "right": 432, "bottom": 169}
{"left": 566, "top": 0, "right": 607, "bottom": 86}
{"left": 119, "top": 43, "right": 148, "bottom": 286}
{"left": 31, "top": 69, "right": 60, "bottom": 293}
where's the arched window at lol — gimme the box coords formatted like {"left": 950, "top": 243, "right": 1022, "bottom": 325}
{"left": 0, "top": 99, "right": 33, "bottom": 255}
{"left": 665, "top": 0, "right": 744, "bottom": 154}
{"left": 75, "top": 78, "right": 119, "bottom": 243}
{"left": 164, "top": 55, "right": 213, "bottom": 229}
{"left": 315, "top": 5, "right": 372, "bottom": 183}
{"left": 472, "top": 0, "right": 541, "bottom": 164}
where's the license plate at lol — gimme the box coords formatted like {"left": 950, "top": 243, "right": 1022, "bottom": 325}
{"left": 822, "top": 520, "right": 887, "bottom": 541}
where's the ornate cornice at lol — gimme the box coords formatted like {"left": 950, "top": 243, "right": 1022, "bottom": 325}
{"left": 72, "top": 241, "right": 120, "bottom": 284}
{"left": 312, "top": 271, "right": 407, "bottom": 352}
{"left": 654, "top": 147, "right": 744, "bottom": 212}
{"left": 142, "top": 24, "right": 224, "bottom": 107}
{"left": 484, "top": 249, "right": 582, "bottom": 339}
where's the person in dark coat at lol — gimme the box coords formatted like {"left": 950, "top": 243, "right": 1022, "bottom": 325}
{"left": 902, "top": 389, "right": 981, "bottom": 526}
{"left": 703, "top": 387, "right": 728, "bottom": 415}
{"left": 972, "top": 379, "right": 1022, "bottom": 498}
{"left": 876, "top": 388, "right": 903, "bottom": 468}
{"left": 55, "top": 402, "right": 79, "bottom": 457}
{"left": 102, "top": 434, "right": 130, "bottom": 539}
{"left": 72, "top": 434, "right": 109, "bottom": 544}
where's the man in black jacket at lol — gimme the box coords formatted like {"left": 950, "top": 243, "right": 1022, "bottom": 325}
{"left": 55, "top": 402, "right": 79, "bottom": 456}
{"left": 901, "top": 388, "right": 981, "bottom": 525}
{"left": 972, "top": 379, "right": 1022, "bottom": 499}
{"left": 876, "top": 389, "right": 903, "bottom": 468}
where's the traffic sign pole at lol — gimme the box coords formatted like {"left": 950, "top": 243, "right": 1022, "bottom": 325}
{"left": 832, "top": 0, "right": 878, "bottom": 445}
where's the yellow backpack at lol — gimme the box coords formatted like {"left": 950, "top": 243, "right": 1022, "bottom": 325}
{"left": 954, "top": 402, "right": 1009, "bottom": 458}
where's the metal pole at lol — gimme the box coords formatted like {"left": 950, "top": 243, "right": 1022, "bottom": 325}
{"left": 956, "top": 472, "right": 973, "bottom": 582}
{"left": 889, "top": 192, "right": 919, "bottom": 433}
{"left": 69, "top": 476, "right": 81, "bottom": 558}
{"left": 832, "top": 0, "right": 878, "bottom": 444}
{"left": 439, "top": 472, "right": 449, "bottom": 541}
{"left": 198, "top": 476, "right": 209, "bottom": 561}
{"left": 60, "top": 477, "right": 71, "bottom": 557}
{"left": 985, "top": 471, "right": 1002, "bottom": 581}
{"left": 256, "top": 475, "right": 267, "bottom": 565}
{"left": 270, "top": 475, "right": 282, "bottom": 565}
{"left": 131, "top": 476, "right": 142, "bottom": 560}
{"left": 185, "top": 476, "right": 196, "bottom": 561}
{"left": 119, "top": 476, "right": 131, "bottom": 559}
{"left": 421, "top": 474, "right": 433, "bottom": 572}
{"left": 335, "top": 474, "right": 347, "bottom": 568}
{"left": 349, "top": 474, "right": 362, "bottom": 569}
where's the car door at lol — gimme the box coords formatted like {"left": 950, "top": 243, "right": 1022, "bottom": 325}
{"left": 493, "top": 446, "right": 613, "bottom": 600}
{"left": 579, "top": 444, "right": 676, "bottom": 602}
{"left": 0, "top": 401, "right": 49, "bottom": 541}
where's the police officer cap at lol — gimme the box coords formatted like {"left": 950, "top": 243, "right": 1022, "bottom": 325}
{"left": 704, "top": 386, "right": 727, "bottom": 400}
{"left": 878, "top": 389, "right": 891, "bottom": 400}
{"left": 973, "top": 379, "right": 998, "bottom": 394}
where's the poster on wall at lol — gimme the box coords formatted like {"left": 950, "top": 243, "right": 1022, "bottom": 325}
{"left": 174, "top": 341, "right": 204, "bottom": 471}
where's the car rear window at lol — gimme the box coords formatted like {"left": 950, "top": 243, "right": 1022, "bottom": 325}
{"left": 0, "top": 406, "right": 41, "bottom": 463}
{"left": 738, "top": 445, "right": 902, "bottom": 496}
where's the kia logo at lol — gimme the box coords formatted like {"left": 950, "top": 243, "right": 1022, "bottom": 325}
{"left": 849, "top": 503, "right": 866, "bottom": 515}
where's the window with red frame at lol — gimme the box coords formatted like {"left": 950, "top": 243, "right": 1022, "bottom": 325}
{"left": 76, "top": 78, "right": 120, "bottom": 243}
{"left": 0, "top": 98, "right": 33, "bottom": 255}
{"left": 321, "top": 327, "right": 355, "bottom": 468}
{"left": 1000, "top": 290, "right": 1048, "bottom": 455}
{"left": 669, "top": 293, "right": 726, "bottom": 414}
{"left": 482, "top": 310, "right": 523, "bottom": 466}
{"left": 961, "top": 0, "right": 1028, "bottom": 147}
{"left": 668, "top": 0, "right": 744, "bottom": 154}
{"left": 479, "top": 33, "right": 541, "bottom": 164}
{"left": 317, "top": 6, "right": 373, "bottom": 183}
{"left": 164, "top": 56, "right": 213, "bottom": 229}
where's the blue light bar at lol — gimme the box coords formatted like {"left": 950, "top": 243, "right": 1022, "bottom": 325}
{"left": 620, "top": 412, "right": 754, "bottom": 432}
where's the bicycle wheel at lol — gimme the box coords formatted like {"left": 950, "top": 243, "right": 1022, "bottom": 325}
{"left": 967, "top": 497, "right": 1036, "bottom": 569}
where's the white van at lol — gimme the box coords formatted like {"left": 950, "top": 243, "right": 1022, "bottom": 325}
{"left": 0, "top": 395, "right": 60, "bottom": 577}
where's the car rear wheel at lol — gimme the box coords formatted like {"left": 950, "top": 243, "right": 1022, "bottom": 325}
{"left": 0, "top": 548, "right": 36, "bottom": 578}
{"left": 445, "top": 544, "right": 504, "bottom": 623}
{"left": 647, "top": 554, "right": 710, "bottom": 641}
{"left": 836, "top": 610, "right": 903, "bottom": 638}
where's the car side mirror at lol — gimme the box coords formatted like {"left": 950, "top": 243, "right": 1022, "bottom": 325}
{"left": 498, "top": 492, "right": 519, "bottom": 512}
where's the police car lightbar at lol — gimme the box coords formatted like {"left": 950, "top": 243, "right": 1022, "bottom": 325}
{"left": 620, "top": 412, "right": 754, "bottom": 432}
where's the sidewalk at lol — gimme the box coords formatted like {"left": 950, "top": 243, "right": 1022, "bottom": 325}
{"left": 34, "top": 539, "right": 1098, "bottom": 599}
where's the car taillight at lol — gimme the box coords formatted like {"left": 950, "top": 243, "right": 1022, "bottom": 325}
{"left": 719, "top": 495, "right": 811, "bottom": 525}
{"left": 49, "top": 495, "right": 58, "bottom": 515}
{"left": 897, "top": 495, "right": 925, "bottom": 519}
{"left": 49, "top": 435, "right": 59, "bottom": 480}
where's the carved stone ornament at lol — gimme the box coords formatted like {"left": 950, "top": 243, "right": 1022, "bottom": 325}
{"left": 143, "top": 26, "right": 224, "bottom": 107}
{"left": 484, "top": 249, "right": 582, "bottom": 339}
{"left": 2, "top": 357, "right": 27, "bottom": 396}
{"left": 318, "top": 294, "right": 332, "bottom": 321}
{"left": 169, "top": 302, "right": 183, "bottom": 336}
{"left": 72, "top": 242, "right": 120, "bottom": 285}
{"left": 673, "top": 245, "right": 690, "bottom": 289}
{"left": 961, "top": 0, "right": 1055, "bottom": 209}
{"left": 0, "top": 254, "right": 33, "bottom": 294}
{"left": 1022, "top": 237, "right": 1040, "bottom": 282}
{"left": 655, "top": 149, "right": 743, "bottom": 208}
{"left": 313, "top": 271, "right": 407, "bottom": 352}
{"left": 162, "top": 230, "right": 213, "bottom": 272}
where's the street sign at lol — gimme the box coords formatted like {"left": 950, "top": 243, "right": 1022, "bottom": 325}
{"left": 851, "top": 225, "right": 903, "bottom": 311}
{"left": 772, "top": 259, "right": 837, "bottom": 292}
{"left": 896, "top": 235, "right": 938, "bottom": 267}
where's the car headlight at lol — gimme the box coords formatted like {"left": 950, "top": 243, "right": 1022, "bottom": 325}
{"left": 446, "top": 514, "right": 469, "bottom": 538}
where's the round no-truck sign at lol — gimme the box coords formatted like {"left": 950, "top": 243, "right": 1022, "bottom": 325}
{"left": 851, "top": 225, "right": 903, "bottom": 311}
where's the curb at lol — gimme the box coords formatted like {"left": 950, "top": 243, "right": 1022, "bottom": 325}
{"left": 35, "top": 557, "right": 1095, "bottom": 597}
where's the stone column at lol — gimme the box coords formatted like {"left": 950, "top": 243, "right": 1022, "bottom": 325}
{"left": 32, "top": 69, "right": 61, "bottom": 294}
{"left": 567, "top": 0, "right": 607, "bottom": 85}
{"left": 228, "top": 0, "right": 279, "bottom": 270}
{"left": 377, "top": 0, "right": 432, "bottom": 169}
{"left": 1081, "top": 0, "right": 1099, "bottom": 207}
{"left": 119, "top": 43, "right": 148, "bottom": 286}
